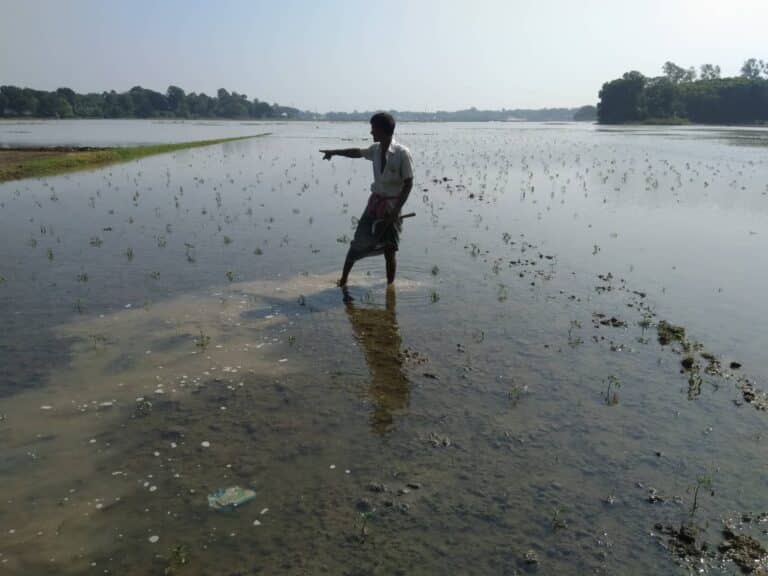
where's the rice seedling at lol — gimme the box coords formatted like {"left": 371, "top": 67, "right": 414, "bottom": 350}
{"left": 195, "top": 330, "right": 210, "bottom": 349}
{"left": 506, "top": 380, "right": 529, "bottom": 406}
{"left": 357, "top": 510, "right": 375, "bottom": 543}
{"left": 687, "top": 475, "right": 713, "bottom": 522}
{"left": 551, "top": 504, "right": 568, "bottom": 531}
{"left": 568, "top": 320, "right": 583, "bottom": 347}
{"left": 603, "top": 374, "right": 621, "bottom": 405}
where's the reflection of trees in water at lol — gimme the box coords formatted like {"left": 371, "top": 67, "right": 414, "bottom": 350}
{"left": 344, "top": 288, "right": 409, "bottom": 435}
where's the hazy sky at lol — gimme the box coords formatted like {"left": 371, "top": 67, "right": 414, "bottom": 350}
{"left": 2, "top": 0, "right": 766, "bottom": 112}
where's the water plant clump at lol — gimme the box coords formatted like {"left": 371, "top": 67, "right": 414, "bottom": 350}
{"left": 657, "top": 320, "right": 685, "bottom": 345}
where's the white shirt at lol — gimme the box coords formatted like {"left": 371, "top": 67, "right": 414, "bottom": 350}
{"left": 362, "top": 139, "right": 414, "bottom": 199}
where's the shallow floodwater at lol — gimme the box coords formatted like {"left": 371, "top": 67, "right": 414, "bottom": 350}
{"left": 1, "top": 120, "right": 767, "bottom": 575}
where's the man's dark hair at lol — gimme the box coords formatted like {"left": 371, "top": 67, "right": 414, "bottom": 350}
{"left": 370, "top": 112, "right": 396, "bottom": 135}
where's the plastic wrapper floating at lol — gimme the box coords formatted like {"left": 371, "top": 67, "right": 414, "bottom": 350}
{"left": 207, "top": 486, "right": 257, "bottom": 510}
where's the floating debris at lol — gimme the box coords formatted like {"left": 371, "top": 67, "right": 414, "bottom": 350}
{"left": 523, "top": 549, "right": 539, "bottom": 564}
{"left": 207, "top": 486, "right": 256, "bottom": 510}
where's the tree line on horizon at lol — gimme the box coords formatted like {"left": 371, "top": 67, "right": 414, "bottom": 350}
{"left": 597, "top": 58, "right": 768, "bottom": 124}
{"left": 0, "top": 84, "right": 594, "bottom": 122}
{"left": 0, "top": 85, "right": 305, "bottom": 120}
{"left": 325, "top": 107, "right": 589, "bottom": 122}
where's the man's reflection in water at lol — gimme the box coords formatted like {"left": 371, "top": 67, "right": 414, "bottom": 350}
{"left": 344, "top": 287, "right": 410, "bottom": 435}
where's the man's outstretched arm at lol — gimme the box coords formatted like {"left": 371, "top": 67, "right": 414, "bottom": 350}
{"left": 319, "top": 148, "right": 364, "bottom": 160}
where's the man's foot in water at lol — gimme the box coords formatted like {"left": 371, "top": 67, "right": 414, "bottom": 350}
{"left": 341, "top": 286, "right": 354, "bottom": 303}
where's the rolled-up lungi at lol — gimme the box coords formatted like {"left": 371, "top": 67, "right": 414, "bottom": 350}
{"left": 346, "top": 194, "right": 401, "bottom": 263}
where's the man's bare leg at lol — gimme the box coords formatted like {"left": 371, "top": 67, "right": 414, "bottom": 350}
{"left": 385, "top": 248, "right": 396, "bottom": 285}
{"left": 338, "top": 256, "right": 354, "bottom": 287}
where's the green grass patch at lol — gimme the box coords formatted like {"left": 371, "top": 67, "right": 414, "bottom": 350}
{"left": 0, "top": 133, "right": 270, "bottom": 183}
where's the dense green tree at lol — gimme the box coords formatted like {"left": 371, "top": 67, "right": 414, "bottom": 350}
{"left": 699, "top": 64, "right": 721, "bottom": 80}
{"left": 19, "top": 89, "right": 40, "bottom": 115}
{"left": 573, "top": 105, "right": 597, "bottom": 121}
{"left": 644, "top": 77, "right": 684, "bottom": 119}
{"left": 252, "top": 98, "right": 272, "bottom": 118}
{"left": 166, "top": 85, "right": 189, "bottom": 117}
{"left": 187, "top": 92, "right": 213, "bottom": 117}
{"left": 599, "top": 65, "right": 768, "bottom": 124}
{"left": 597, "top": 71, "right": 646, "bottom": 123}
{"left": 0, "top": 84, "right": 315, "bottom": 119}
{"left": 74, "top": 93, "right": 105, "bottom": 117}
{"left": 1, "top": 86, "right": 22, "bottom": 114}
{"left": 740, "top": 58, "right": 763, "bottom": 79}
{"left": 1, "top": 86, "right": 40, "bottom": 115}
{"left": 662, "top": 61, "right": 696, "bottom": 84}
{"left": 38, "top": 93, "right": 74, "bottom": 118}
{"left": 55, "top": 87, "right": 77, "bottom": 107}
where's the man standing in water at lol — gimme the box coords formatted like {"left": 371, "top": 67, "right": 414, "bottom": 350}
{"left": 320, "top": 112, "right": 413, "bottom": 288}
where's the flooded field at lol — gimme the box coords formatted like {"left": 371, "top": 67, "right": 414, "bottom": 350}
{"left": 1, "top": 119, "right": 767, "bottom": 574}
